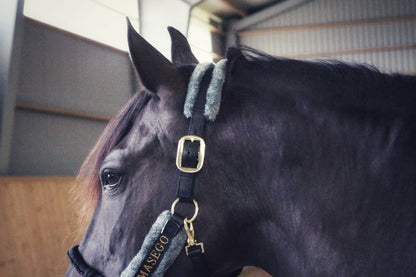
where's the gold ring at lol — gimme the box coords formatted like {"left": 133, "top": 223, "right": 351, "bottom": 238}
{"left": 170, "top": 198, "right": 199, "bottom": 223}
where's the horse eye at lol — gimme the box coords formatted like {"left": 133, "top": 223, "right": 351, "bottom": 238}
{"left": 101, "top": 169, "right": 122, "bottom": 191}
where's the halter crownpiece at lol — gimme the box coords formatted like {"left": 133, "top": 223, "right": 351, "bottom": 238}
{"left": 184, "top": 59, "right": 228, "bottom": 121}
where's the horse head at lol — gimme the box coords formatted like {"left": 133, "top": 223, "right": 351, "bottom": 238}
{"left": 65, "top": 21, "right": 273, "bottom": 277}
{"left": 66, "top": 19, "right": 416, "bottom": 277}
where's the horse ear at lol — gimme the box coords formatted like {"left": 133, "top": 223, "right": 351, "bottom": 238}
{"left": 127, "top": 18, "right": 178, "bottom": 93}
{"left": 168, "top": 26, "right": 199, "bottom": 67}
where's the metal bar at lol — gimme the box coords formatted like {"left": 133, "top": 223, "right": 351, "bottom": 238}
{"left": 220, "top": 0, "right": 246, "bottom": 17}
{"left": 230, "top": 0, "right": 313, "bottom": 32}
{"left": 15, "top": 103, "right": 112, "bottom": 122}
{"left": 239, "top": 15, "right": 416, "bottom": 36}
{"left": 0, "top": 0, "right": 24, "bottom": 175}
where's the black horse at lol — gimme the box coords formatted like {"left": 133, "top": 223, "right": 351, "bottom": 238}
{"left": 66, "top": 21, "right": 416, "bottom": 277}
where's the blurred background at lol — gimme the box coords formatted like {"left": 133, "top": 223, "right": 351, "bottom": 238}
{"left": 1, "top": 0, "right": 415, "bottom": 275}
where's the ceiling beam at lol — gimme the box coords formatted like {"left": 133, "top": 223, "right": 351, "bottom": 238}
{"left": 220, "top": 0, "right": 246, "bottom": 17}
{"left": 230, "top": 0, "right": 313, "bottom": 32}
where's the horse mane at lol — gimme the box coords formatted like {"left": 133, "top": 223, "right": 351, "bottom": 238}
{"left": 226, "top": 46, "right": 416, "bottom": 115}
{"left": 74, "top": 90, "right": 152, "bottom": 223}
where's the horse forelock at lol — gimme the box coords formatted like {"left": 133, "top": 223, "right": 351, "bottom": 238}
{"left": 74, "top": 90, "right": 152, "bottom": 223}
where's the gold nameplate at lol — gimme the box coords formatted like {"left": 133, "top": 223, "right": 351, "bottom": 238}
{"left": 176, "top": 135, "right": 206, "bottom": 173}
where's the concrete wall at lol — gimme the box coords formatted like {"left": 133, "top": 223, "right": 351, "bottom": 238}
{"left": 9, "top": 18, "right": 134, "bottom": 175}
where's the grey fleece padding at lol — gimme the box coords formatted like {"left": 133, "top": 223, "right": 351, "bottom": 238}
{"left": 183, "top": 59, "right": 228, "bottom": 121}
{"left": 184, "top": 62, "right": 214, "bottom": 118}
{"left": 120, "top": 211, "right": 187, "bottom": 277}
{"left": 204, "top": 59, "right": 228, "bottom": 121}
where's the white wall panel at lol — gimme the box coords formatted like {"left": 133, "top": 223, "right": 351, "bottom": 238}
{"left": 17, "top": 19, "right": 133, "bottom": 117}
{"left": 235, "top": 0, "right": 416, "bottom": 74}
{"left": 10, "top": 110, "right": 107, "bottom": 175}
{"left": 240, "top": 20, "right": 416, "bottom": 56}
{"left": 10, "top": 19, "right": 135, "bottom": 175}
{"left": 252, "top": 0, "right": 416, "bottom": 29}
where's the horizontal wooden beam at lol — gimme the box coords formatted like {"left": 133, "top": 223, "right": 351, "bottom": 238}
{"left": 239, "top": 15, "right": 416, "bottom": 36}
{"left": 15, "top": 102, "right": 112, "bottom": 122}
{"left": 231, "top": 0, "right": 312, "bottom": 31}
{"left": 220, "top": 0, "right": 246, "bottom": 17}
{"left": 281, "top": 43, "right": 416, "bottom": 59}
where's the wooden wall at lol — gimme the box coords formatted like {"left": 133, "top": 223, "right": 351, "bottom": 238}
{"left": 0, "top": 177, "right": 84, "bottom": 276}
{"left": 0, "top": 177, "right": 272, "bottom": 276}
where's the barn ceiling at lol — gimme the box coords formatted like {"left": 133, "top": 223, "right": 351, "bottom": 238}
{"left": 197, "top": 0, "right": 285, "bottom": 19}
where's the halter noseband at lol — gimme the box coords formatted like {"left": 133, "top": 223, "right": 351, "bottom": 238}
{"left": 68, "top": 60, "right": 238, "bottom": 277}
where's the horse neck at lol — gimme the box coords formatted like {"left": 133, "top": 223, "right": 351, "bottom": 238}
{"left": 223, "top": 58, "right": 416, "bottom": 275}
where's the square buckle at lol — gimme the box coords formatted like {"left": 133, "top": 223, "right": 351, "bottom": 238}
{"left": 176, "top": 135, "right": 206, "bottom": 173}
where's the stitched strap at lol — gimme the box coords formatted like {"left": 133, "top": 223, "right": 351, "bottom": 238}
{"left": 187, "top": 245, "right": 210, "bottom": 277}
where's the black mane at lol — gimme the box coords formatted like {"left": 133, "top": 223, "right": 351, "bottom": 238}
{"left": 226, "top": 46, "right": 416, "bottom": 115}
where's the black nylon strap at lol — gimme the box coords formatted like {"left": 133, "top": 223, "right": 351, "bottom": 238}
{"left": 67, "top": 214, "right": 185, "bottom": 277}
{"left": 67, "top": 245, "right": 104, "bottom": 277}
{"left": 176, "top": 66, "right": 213, "bottom": 202}
{"left": 187, "top": 245, "right": 210, "bottom": 277}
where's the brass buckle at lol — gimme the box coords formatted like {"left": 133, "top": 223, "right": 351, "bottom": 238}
{"left": 176, "top": 135, "right": 206, "bottom": 173}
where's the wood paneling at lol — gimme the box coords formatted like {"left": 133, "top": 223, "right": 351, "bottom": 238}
{"left": 0, "top": 177, "right": 272, "bottom": 276}
{"left": 238, "top": 15, "right": 416, "bottom": 36}
{"left": 283, "top": 43, "right": 416, "bottom": 59}
{"left": 0, "top": 177, "right": 84, "bottom": 276}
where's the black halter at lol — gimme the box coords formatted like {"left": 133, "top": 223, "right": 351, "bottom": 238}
{"left": 67, "top": 64, "right": 242, "bottom": 277}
